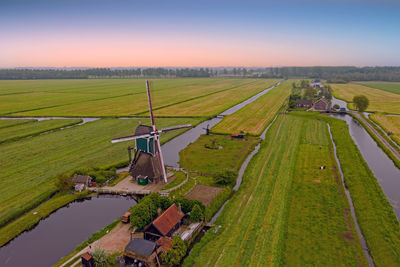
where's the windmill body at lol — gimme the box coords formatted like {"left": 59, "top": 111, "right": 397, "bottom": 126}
{"left": 111, "top": 81, "right": 191, "bottom": 184}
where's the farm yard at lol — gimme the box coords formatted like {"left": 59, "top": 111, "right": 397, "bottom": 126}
{"left": 331, "top": 83, "right": 400, "bottom": 114}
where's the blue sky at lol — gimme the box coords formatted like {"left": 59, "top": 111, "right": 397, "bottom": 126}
{"left": 1, "top": 0, "right": 399, "bottom": 67}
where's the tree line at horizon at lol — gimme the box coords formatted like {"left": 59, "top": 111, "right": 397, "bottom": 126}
{"left": 1, "top": 66, "right": 400, "bottom": 82}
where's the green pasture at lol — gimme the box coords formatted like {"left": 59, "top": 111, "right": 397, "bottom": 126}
{"left": 0, "top": 119, "right": 35, "bottom": 129}
{"left": 185, "top": 113, "right": 367, "bottom": 266}
{"left": 179, "top": 134, "right": 259, "bottom": 175}
{"left": 0, "top": 117, "right": 202, "bottom": 229}
{"left": 360, "top": 82, "right": 400, "bottom": 95}
{"left": 0, "top": 78, "right": 278, "bottom": 117}
{"left": 0, "top": 119, "right": 82, "bottom": 143}
{"left": 212, "top": 80, "right": 291, "bottom": 135}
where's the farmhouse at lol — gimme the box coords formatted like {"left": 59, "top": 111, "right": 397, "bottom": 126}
{"left": 144, "top": 203, "right": 185, "bottom": 241}
{"left": 296, "top": 99, "right": 313, "bottom": 108}
{"left": 310, "top": 98, "right": 331, "bottom": 111}
{"left": 310, "top": 80, "right": 323, "bottom": 88}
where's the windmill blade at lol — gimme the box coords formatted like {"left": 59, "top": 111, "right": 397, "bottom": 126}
{"left": 160, "top": 124, "right": 192, "bottom": 133}
{"left": 146, "top": 80, "right": 156, "bottom": 130}
{"left": 111, "top": 133, "right": 152, "bottom": 143}
{"left": 154, "top": 135, "right": 168, "bottom": 183}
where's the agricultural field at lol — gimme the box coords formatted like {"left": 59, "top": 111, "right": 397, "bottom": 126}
{"left": 185, "top": 113, "right": 367, "bottom": 266}
{"left": 370, "top": 114, "right": 400, "bottom": 146}
{"left": 0, "top": 78, "right": 279, "bottom": 117}
{"left": 0, "top": 117, "right": 202, "bottom": 229}
{"left": 331, "top": 83, "right": 400, "bottom": 114}
{"left": 211, "top": 80, "right": 291, "bottom": 135}
{"left": 179, "top": 134, "right": 259, "bottom": 175}
{"left": 359, "top": 81, "right": 400, "bottom": 95}
{"left": 0, "top": 119, "right": 81, "bottom": 143}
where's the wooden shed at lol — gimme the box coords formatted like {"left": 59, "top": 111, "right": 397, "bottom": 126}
{"left": 124, "top": 238, "right": 157, "bottom": 267}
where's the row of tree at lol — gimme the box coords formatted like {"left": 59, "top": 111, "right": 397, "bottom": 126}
{"left": 2, "top": 66, "right": 400, "bottom": 81}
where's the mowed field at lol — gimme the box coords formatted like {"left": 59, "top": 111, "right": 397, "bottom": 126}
{"left": 370, "top": 114, "right": 400, "bottom": 145}
{"left": 212, "top": 80, "right": 291, "bottom": 135}
{"left": 0, "top": 117, "right": 201, "bottom": 228}
{"left": 0, "top": 78, "right": 279, "bottom": 117}
{"left": 185, "top": 113, "right": 367, "bottom": 266}
{"left": 360, "top": 82, "right": 400, "bottom": 95}
{"left": 331, "top": 83, "right": 400, "bottom": 114}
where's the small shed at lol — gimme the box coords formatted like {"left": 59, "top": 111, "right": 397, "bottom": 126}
{"left": 124, "top": 238, "right": 157, "bottom": 266}
{"left": 156, "top": 237, "right": 173, "bottom": 254}
{"left": 71, "top": 174, "right": 92, "bottom": 190}
{"left": 231, "top": 133, "right": 244, "bottom": 138}
{"left": 144, "top": 203, "right": 184, "bottom": 241}
{"left": 81, "top": 252, "right": 94, "bottom": 267}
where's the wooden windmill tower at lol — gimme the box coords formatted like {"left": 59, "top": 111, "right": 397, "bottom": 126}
{"left": 111, "top": 81, "right": 191, "bottom": 183}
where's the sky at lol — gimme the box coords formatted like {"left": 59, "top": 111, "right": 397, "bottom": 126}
{"left": 1, "top": 0, "right": 400, "bottom": 67}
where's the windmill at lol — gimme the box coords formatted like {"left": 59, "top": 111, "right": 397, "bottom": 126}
{"left": 111, "top": 80, "right": 191, "bottom": 183}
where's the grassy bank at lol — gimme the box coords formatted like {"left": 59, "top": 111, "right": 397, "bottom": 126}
{"left": 370, "top": 113, "right": 400, "bottom": 148}
{"left": 323, "top": 115, "right": 400, "bottom": 266}
{"left": 185, "top": 113, "right": 367, "bottom": 266}
{"left": 0, "top": 192, "right": 90, "bottom": 246}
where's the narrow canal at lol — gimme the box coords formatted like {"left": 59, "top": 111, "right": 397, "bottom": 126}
{"left": 0, "top": 196, "right": 136, "bottom": 267}
{"left": 0, "top": 81, "right": 284, "bottom": 266}
{"left": 331, "top": 97, "right": 400, "bottom": 219}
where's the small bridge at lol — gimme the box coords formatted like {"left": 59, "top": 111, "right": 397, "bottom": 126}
{"left": 88, "top": 187, "right": 151, "bottom": 196}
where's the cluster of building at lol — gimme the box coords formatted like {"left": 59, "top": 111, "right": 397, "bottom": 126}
{"left": 295, "top": 98, "right": 331, "bottom": 111}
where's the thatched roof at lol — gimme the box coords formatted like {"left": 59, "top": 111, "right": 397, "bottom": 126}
{"left": 130, "top": 151, "right": 163, "bottom": 182}
{"left": 71, "top": 174, "right": 92, "bottom": 184}
{"left": 135, "top": 125, "right": 153, "bottom": 136}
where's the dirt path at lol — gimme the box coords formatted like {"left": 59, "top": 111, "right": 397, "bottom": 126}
{"left": 353, "top": 112, "right": 400, "bottom": 161}
{"left": 60, "top": 223, "right": 131, "bottom": 267}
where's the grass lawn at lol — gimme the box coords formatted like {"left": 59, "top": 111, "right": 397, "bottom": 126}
{"left": 370, "top": 113, "right": 400, "bottom": 146}
{"left": 0, "top": 119, "right": 35, "bottom": 129}
{"left": 0, "top": 78, "right": 279, "bottom": 117}
{"left": 179, "top": 134, "right": 259, "bottom": 175}
{"left": 331, "top": 83, "right": 400, "bottom": 114}
{"left": 211, "top": 80, "right": 291, "bottom": 135}
{"left": 0, "top": 117, "right": 201, "bottom": 229}
{"left": 0, "top": 119, "right": 82, "bottom": 143}
{"left": 185, "top": 113, "right": 367, "bottom": 266}
{"left": 359, "top": 82, "right": 400, "bottom": 95}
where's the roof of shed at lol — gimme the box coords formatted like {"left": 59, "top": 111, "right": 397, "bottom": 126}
{"left": 125, "top": 238, "right": 156, "bottom": 258}
{"left": 151, "top": 204, "right": 184, "bottom": 236}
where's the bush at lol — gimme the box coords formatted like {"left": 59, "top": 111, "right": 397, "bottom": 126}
{"left": 92, "top": 247, "right": 108, "bottom": 267}
{"left": 161, "top": 236, "right": 188, "bottom": 267}
{"left": 173, "top": 197, "right": 205, "bottom": 214}
{"left": 214, "top": 170, "right": 237, "bottom": 186}
{"left": 76, "top": 167, "right": 116, "bottom": 184}
{"left": 55, "top": 173, "right": 74, "bottom": 192}
{"left": 189, "top": 204, "right": 204, "bottom": 222}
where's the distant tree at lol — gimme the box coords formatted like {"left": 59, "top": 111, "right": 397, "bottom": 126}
{"left": 292, "top": 82, "right": 297, "bottom": 89}
{"left": 300, "top": 80, "right": 309, "bottom": 88}
{"left": 55, "top": 173, "right": 74, "bottom": 192}
{"left": 304, "top": 87, "right": 316, "bottom": 98}
{"left": 353, "top": 95, "right": 369, "bottom": 112}
{"left": 223, "top": 69, "right": 228, "bottom": 75}
{"left": 189, "top": 204, "right": 203, "bottom": 222}
{"left": 289, "top": 99, "right": 297, "bottom": 109}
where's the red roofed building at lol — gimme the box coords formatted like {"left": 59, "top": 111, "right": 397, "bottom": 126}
{"left": 144, "top": 203, "right": 184, "bottom": 241}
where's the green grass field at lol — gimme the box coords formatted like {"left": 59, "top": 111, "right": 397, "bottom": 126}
{"left": 0, "top": 119, "right": 82, "bottom": 143}
{"left": 331, "top": 83, "right": 400, "bottom": 114}
{"left": 179, "top": 134, "right": 259, "bottom": 175}
{"left": 0, "top": 78, "right": 279, "bottom": 117}
{"left": 212, "top": 80, "right": 291, "bottom": 135}
{"left": 360, "top": 82, "right": 400, "bottom": 95}
{"left": 370, "top": 114, "right": 400, "bottom": 146}
{"left": 0, "top": 117, "right": 202, "bottom": 229}
{"left": 185, "top": 113, "right": 367, "bottom": 266}
{"left": 0, "top": 119, "right": 36, "bottom": 129}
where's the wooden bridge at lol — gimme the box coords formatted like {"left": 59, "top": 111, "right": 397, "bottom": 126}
{"left": 88, "top": 187, "right": 151, "bottom": 196}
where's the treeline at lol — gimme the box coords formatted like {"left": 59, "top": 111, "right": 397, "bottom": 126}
{"left": 2, "top": 66, "right": 400, "bottom": 82}
{"left": 0, "top": 68, "right": 214, "bottom": 79}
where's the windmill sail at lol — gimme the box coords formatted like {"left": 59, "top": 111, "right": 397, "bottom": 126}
{"left": 111, "top": 133, "right": 152, "bottom": 143}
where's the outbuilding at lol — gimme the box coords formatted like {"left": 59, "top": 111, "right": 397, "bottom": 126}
{"left": 144, "top": 203, "right": 184, "bottom": 241}
{"left": 124, "top": 238, "right": 157, "bottom": 267}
